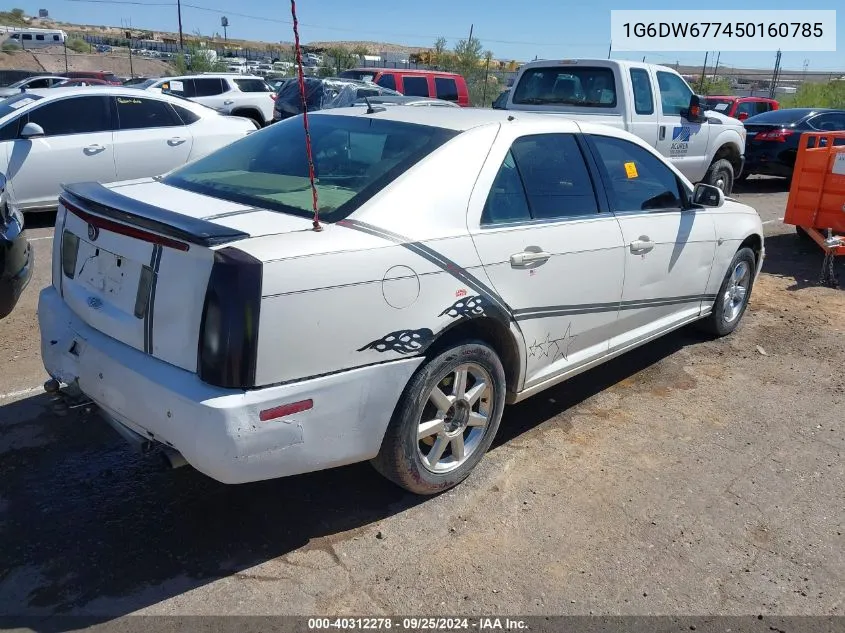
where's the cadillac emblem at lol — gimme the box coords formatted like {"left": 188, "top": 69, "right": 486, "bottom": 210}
{"left": 88, "top": 223, "right": 99, "bottom": 241}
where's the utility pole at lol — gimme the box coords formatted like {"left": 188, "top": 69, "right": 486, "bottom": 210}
{"left": 176, "top": 0, "right": 184, "bottom": 52}
{"left": 713, "top": 51, "right": 721, "bottom": 77}
{"left": 607, "top": 41, "right": 612, "bottom": 59}
{"left": 63, "top": 39, "right": 68, "bottom": 72}
{"left": 698, "top": 51, "right": 709, "bottom": 92}
{"left": 468, "top": 24, "right": 473, "bottom": 43}
{"left": 769, "top": 49, "right": 782, "bottom": 99}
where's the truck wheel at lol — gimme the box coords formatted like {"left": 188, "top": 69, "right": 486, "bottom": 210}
{"left": 371, "top": 341, "right": 506, "bottom": 495}
{"left": 704, "top": 159, "right": 735, "bottom": 195}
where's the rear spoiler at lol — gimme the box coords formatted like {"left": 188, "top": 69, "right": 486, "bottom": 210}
{"left": 60, "top": 181, "right": 250, "bottom": 248}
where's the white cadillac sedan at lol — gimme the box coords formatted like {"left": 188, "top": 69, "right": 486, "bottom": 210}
{"left": 39, "top": 107, "right": 764, "bottom": 494}
{"left": 0, "top": 87, "right": 256, "bottom": 213}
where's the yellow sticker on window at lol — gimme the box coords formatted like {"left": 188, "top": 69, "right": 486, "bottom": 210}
{"left": 624, "top": 162, "right": 639, "bottom": 178}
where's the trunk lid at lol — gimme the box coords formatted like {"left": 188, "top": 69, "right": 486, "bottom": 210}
{"left": 55, "top": 179, "right": 312, "bottom": 373}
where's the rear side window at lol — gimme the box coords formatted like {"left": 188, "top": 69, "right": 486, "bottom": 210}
{"left": 435, "top": 77, "right": 459, "bottom": 102}
{"left": 36, "top": 34, "right": 45, "bottom": 41}
{"left": 26, "top": 96, "right": 112, "bottom": 136}
{"left": 22, "top": 34, "right": 32, "bottom": 41}
{"left": 193, "top": 78, "right": 225, "bottom": 97}
{"left": 808, "top": 113, "right": 845, "bottom": 132}
{"left": 116, "top": 96, "right": 181, "bottom": 129}
{"left": 590, "top": 135, "right": 683, "bottom": 212}
{"left": 172, "top": 104, "right": 201, "bottom": 124}
{"left": 234, "top": 78, "right": 270, "bottom": 92}
{"left": 482, "top": 134, "right": 599, "bottom": 224}
{"left": 376, "top": 74, "right": 396, "bottom": 91}
{"left": 629, "top": 68, "right": 654, "bottom": 115}
{"left": 756, "top": 101, "right": 774, "bottom": 115}
{"left": 513, "top": 66, "right": 616, "bottom": 107}
{"left": 402, "top": 76, "right": 429, "bottom": 97}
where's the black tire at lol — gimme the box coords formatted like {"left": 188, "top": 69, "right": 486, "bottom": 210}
{"left": 371, "top": 341, "right": 506, "bottom": 495}
{"left": 699, "top": 247, "right": 756, "bottom": 337}
{"left": 703, "top": 158, "right": 735, "bottom": 195}
{"left": 233, "top": 110, "right": 264, "bottom": 128}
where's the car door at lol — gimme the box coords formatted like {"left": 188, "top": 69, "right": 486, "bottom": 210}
{"left": 652, "top": 70, "right": 710, "bottom": 180}
{"left": 112, "top": 95, "right": 193, "bottom": 181}
{"left": 586, "top": 133, "right": 717, "bottom": 352}
{"left": 5, "top": 95, "right": 116, "bottom": 212}
{"left": 468, "top": 128, "right": 625, "bottom": 389}
{"left": 189, "top": 77, "right": 227, "bottom": 110}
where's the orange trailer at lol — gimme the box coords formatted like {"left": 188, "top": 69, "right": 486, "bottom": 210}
{"left": 783, "top": 131, "right": 845, "bottom": 284}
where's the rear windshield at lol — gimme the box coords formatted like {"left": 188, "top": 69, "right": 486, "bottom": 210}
{"left": 744, "top": 109, "right": 816, "bottom": 125}
{"left": 234, "top": 78, "right": 271, "bottom": 92}
{"left": 0, "top": 93, "right": 44, "bottom": 118}
{"left": 701, "top": 98, "right": 734, "bottom": 112}
{"left": 162, "top": 114, "right": 458, "bottom": 221}
{"left": 339, "top": 70, "right": 376, "bottom": 82}
{"left": 513, "top": 66, "right": 616, "bottom": 107}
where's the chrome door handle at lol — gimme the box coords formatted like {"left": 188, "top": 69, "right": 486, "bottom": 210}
{"left": 167, "top": 137, "right": 186, "bottom": 146}
{"left": 630, "top": 238, "right": 655, "bottom": 254}
{"left": 510, "top": 250, "right": 551, "bottom": 267}
{"left": 84, "top": 144, "right": 106, "bottom": 155}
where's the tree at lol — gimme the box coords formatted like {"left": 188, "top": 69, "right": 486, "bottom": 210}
{"left": 326, "top": 46, "right": 355, "bottom": 75}
{"left": 698, "top": 76, "right": 732, "bottom": 95}
{"left": 453, "top": 35, "right": 483, "bottom": 80}
{"left": 66, "top": 38, "right": 90, "bottom": 54}
{"left": 352, "top": 44, "right": 368, "bottom": 61}
{"left": 172, "top": 47, "right": 227, "bottom": 74}
{"left": 781, "top": 80, "right": 845, "bottom": 108}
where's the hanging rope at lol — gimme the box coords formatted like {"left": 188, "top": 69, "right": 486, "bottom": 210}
{"left": 290, "top": 0, "right": 322, "bottom": 231}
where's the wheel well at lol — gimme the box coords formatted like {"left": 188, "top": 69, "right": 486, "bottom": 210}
{"left": 232, "top": 108, "right": 263, "bottom": 123}
{"left": 425, "top": 317, "right": 521, "bottom": 394}
{"left": 712, "top": 143, "right": 742, "bottom": 175}
{"left": 739, "top": 233, "right": 763, "bottom": 266}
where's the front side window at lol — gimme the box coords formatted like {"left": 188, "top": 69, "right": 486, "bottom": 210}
{"left": 25, "top": 96, "right": 111, "bottom": 136}
{"left": 22, "top": 34, "right": 32, "bottom": 41}
{"left": 26, "top": 78, "right": 53, "bottom": 89}
{"left": 512, "top": 66, "right": 616, "bottom": 107}
{"left": 735, "top": 101, "right": 757, "bottom": 118}
{"left": 163, "top": 78, "right": 197, "bottom": 98}
{"left": 162, "top": 115, "right": 458, "bottom": 221}
{"left": 402, "top": 76, "right": 429, "bottom": 97}
{"left": 590, "top": 135, "right": 684, "bottom": 212}
{"left": 115, "top": 96, "right": 181, "bottom": 130}
{"left": 629, "top": 68, "right": 654, "bottom": 115}
{"left": 656, "top": 71, "right": 693, "bottom": 116}
{"left": 755, "top": 101, "right": 773, "bottom": 115}
{"left": 36, "top": 34, "right": 45, "bottom": 41}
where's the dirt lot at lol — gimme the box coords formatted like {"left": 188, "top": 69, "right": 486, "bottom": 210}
{"left": 0, "top": 179, "right": 842, "bottom": 621}
{"left": 0, "top": 47, "right": 173, "bottom": 77}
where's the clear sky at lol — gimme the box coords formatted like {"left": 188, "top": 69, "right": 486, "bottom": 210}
{"left": 30, "top": 0, "right": 844, "bottom": 72}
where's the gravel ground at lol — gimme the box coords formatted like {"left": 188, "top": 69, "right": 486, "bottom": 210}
{"left": 0, "top": 178, "right": 842, "bottom": 621}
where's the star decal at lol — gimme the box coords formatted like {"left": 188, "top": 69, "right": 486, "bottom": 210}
{"left": 527, "top": 323, "right": 578, "bottom": 361}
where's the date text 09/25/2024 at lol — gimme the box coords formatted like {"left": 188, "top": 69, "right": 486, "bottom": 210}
{"left": 307, "top": 618, "right": 528, "bottom": 630}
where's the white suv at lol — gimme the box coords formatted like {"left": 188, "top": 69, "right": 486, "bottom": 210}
{"left": 153, "top": 73, "right": 275, "bottom": 127}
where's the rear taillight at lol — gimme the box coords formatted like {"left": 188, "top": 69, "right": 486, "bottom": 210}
{"left": 198, "top": 247, "right": 263, "bottom": 389}
{"left": 753, "top": 129, "right": 794, "bottom": 142}
{"left": 61, "top": 230, "right": 79, "bottom": 279}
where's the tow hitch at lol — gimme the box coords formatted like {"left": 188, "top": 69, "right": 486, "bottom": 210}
{"left": 44, "top": 378, "right": 94, "bottom": 417}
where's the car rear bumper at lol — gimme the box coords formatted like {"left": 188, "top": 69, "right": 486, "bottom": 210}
{"left": 39, "top": 286, "right": 422, "bottom": 484}
{"left": 0, "top": 223, "right": 34, "bottom": 319}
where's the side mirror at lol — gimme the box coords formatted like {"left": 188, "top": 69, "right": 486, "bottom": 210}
{"left": 737, "top": 111, "right": 749, "bottom": 121}
{"left": 682, "top": 94, "right": 706, "bottom": 123}
{"left": 0, "top": 173, "right": 6, "bottom": 196}
{"left": 692, "top": 183, "right": 724, "bottom": 208}
{"left": 20, "top": 122, "right": 45, "bottom": 139}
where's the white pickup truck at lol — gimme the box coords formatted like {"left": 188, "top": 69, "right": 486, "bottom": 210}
{"left": 504, "top": 59, "right": 746, "bottom": 194}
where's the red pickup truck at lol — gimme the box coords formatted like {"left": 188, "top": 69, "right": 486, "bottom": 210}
{"left": 702, "top": 96, "right": 779, "bottom": 121}
{"left": 338, "top": 68, "right": 470, "bottom": 107}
